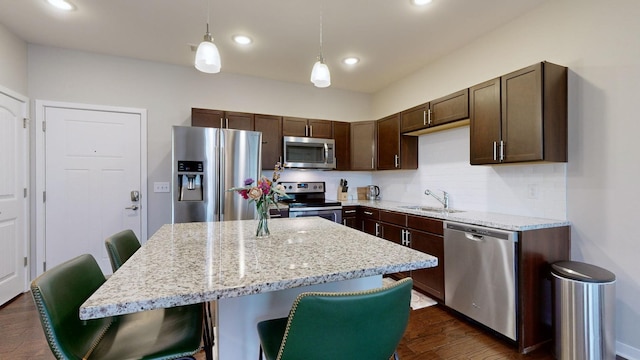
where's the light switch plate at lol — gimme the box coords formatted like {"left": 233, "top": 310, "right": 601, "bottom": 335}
{"left": 154, "top": 182, "right": 170, "bottom": 193}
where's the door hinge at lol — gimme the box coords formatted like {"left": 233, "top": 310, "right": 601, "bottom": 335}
{"left": 42, "top": 121, "right": 46, "bottom": 132}
{"left": 24, "top": 188, "right": 27, "bottom": 198}
{"left": 43, "top": 261, "right": 47, "bottom": 272}
{"left": 23, "top": 117, "right": 29, "bottom": 128}
{"left": 43, "top": 191, "right": 46, "bottom": 203}
{"left": 24, "top": 257, "right": 28, "bottom": 267}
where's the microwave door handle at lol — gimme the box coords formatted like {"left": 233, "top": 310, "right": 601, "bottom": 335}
{"left": 324, "top": 143, "right": 329, "bottom": 164}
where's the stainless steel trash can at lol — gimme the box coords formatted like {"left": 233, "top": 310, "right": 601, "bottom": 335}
{"left": 551, "top": 261, "right": 616, "bottom": 360}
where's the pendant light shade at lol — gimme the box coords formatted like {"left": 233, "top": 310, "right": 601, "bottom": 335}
{"left": 310, "top": 11, "right": 330, "bottom": 88}
{"left": 195, "top": 0, "right": 221, "bottom": 74}
{"left": 195, "top": 28, "right": 221, "bottom": 73}
{"left": 310, "top": 59, "right": 331, "bottom": 88}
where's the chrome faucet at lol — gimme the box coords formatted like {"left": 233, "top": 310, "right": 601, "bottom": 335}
{"left": 424, "top": 189, "right": 449, "bottom": 209}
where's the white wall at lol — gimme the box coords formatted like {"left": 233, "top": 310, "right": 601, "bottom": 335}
{"left": 0, "top": 23, "right": 27, "bottom": 95}
{"left": 371, "top": 0, "right": 640, "bottom": 356}
{"left": 27, "top": 45, "right": 373, "bottom": 235}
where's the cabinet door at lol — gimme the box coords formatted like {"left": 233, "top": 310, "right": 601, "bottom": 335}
{"left": 362, "top": 218, "right": 378, "bottom": 236}
{"left": 469, "top": 78, "right": 501, "bottom": 165}
{"left": 350, "top": 121, "right": 376, "bottom": 170}
{"left": 333, "top": 121, "right": 350, "bottom": 170}
{"left": 308, "top": 119, "right": 333, "bottom": 138}
{"left": 192, "top": 108, "right": 223, "bottom": 128}
{"left": 400, "top": 103, "right": 429, "bottom": 133}
{"left": 501, "top": 63, "right": 543, "bottom": 163}
{"left": 282, "top": 117, "right": 308, "bottom": 137}
{"left": 410, "top": 230, "right": 444, "bottom": 302}
{"left": 225, "top": 111, "right": 254, "bottom": 131}
{"left": 431, "top": 89, "right": 469, "bottom": 127}
{"left": 377, "top": 114, "right": 401, "bottom": 170}
{"left": 255, "top": 115, "right": 282, "bottom": 170}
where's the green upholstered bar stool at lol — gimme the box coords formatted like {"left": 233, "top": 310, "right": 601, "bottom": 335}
{"left": 257, "top": 277, "right": 413, "bottom": 360}
{"left": 30, "top": 254, "right": 203, "bottom": 360}
{"left": 104, "top": 229, "right": 141, "bottom": 271}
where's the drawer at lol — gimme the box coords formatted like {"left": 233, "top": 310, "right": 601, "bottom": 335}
{"left": 358, "top": 207, "right": 379, "bottom": 219}
{"left": 379, "top": 210, "right": 407, "bottom": 227}
{"left": 407, "top": 214, "right": 443, "bottom": 235}
{"left": 342, "top": 206, "right": 358, "bottom": 216}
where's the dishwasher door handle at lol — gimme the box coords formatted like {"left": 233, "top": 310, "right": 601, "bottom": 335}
{"left": 465, "top": 233, "right": 485, "bottom": 242}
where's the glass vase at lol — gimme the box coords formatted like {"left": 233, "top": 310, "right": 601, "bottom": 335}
{"left": 255, "top": 202, "right": 270, "bottom": 238}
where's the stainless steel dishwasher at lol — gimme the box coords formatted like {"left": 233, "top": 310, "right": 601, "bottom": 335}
{"left": 444, "top": 221, "right": 518, "bottom": 340}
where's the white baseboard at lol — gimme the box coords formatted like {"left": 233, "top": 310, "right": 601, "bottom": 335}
{"left": 617, "top": 341, "right": 640, "bottom": 360}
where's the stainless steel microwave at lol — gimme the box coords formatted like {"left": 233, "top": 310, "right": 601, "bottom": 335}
{"left": 283, "top": 136, "right": 336, "bottom": 170}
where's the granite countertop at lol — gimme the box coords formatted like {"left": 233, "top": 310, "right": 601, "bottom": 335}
{"left": 340, "top": 199, "right": 570, "bottom": 231}
{"left": 79, "top": 217, "right": 437, "bottom": 320}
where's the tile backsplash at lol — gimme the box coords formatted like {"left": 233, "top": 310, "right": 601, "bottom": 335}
{"left": 275, "top": 126, "right": 566, "bottom": 220}
{"left": 373, "top": 127, "right": 567, "bottom": 220}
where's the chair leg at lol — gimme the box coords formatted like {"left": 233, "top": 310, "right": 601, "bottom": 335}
{"left": 258, "top": 345, "right": 263, "bottom": 360}
{"left": 393, "top": 351, "right": 400, "bottom": 360}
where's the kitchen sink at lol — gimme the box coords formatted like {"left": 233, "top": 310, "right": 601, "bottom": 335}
{"left": 398, "top": 205, "right": 465, "bottom": 214}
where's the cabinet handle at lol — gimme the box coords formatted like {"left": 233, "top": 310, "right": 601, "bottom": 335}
{"left": 423, "top": 110, "right": 427, "bottom": 126}
{"left": 344, "top": 210, "right": 356, "bottom": 214}
{"left": 309, "top": 125, "right": 313, "bottom": 137}
{"left": 375, "top": 222, "right": 381, "bottom": 237}
{"left": 394, "top": 154, "right": 399, "bottom": 168}
{"left": 406, "top": 231, "right": 411, "bottom": 247}
{"left": 343, "top": 219, "right": 346, "bottom": 225}
{"left": 371, "top": 158, "right": 374, "bottom": 169}
{"left": 364, "top": 211, "right": 373, "bottom": 215}
{"left": 225, "top": 118, "right": 229, "bottom": 128}
{"left": 270, "top": 213, "right": 282, "bottom": 218}
{"left": 499, "top": 140, "right": 505, "bottom": 162}
{"left": 220, "top": 117, "right": 224, "bottom": 128}
{"left": 493, "top": 141, "right": 497, "bottom": 161}
{"left": 427, "top": 109, "right": 432, "bottom": 126}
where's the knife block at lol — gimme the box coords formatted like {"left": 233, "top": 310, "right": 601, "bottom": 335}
{"left": 337, "top": 190, "right": 348, "bottom": 201}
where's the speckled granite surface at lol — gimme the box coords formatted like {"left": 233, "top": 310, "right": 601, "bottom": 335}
{"left": 79, "top": 217, "right": 437, "bottom": 320}
{"left": 340, "top": 200, "right": 570, "bottom": 231}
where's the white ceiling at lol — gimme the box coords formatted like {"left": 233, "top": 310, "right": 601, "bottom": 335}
{"left": 0, "top": 0, "right": 548, "bottom": 93}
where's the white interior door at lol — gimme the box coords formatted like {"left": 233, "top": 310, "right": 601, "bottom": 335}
{"left": 0, "top": 90, "right": 27, "bottom": 306}
{"left": 41, "top": 105, "right": 145, "bottom": 275}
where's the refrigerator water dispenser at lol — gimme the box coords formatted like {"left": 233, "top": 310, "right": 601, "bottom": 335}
{"left": 177, "top": 161, "right": 204, "bottom": 201}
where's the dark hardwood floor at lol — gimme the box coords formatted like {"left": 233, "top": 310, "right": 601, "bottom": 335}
{"left": 1, "top": 293, "right": 556, "bottom": 359}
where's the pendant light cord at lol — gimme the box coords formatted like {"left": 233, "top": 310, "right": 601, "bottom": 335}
{"left": 319, "top": 11, "right": 324, "bottom": 62}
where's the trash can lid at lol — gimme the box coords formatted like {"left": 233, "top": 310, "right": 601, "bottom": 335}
{"left": 551, "top": 261, "right": 616, "bottom": 283}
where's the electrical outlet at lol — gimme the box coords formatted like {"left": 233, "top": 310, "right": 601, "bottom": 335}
{"left": 154, "top": 182, "right": 170, "bottom": 193}
{"left": 527, "top": 184, "right": 539, "bottom": 199}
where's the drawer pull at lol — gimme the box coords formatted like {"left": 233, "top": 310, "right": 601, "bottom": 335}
{"left": 364, "top": 211, "right": 373, "bottom": 215}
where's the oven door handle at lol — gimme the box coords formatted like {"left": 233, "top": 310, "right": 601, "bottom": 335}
{"left": 289, "top": 206, "right": 343, "bottom": 212}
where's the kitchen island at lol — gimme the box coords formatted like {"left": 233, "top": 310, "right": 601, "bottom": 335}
{"left": 80, "top": 217, "right": 437, "bottom": 360}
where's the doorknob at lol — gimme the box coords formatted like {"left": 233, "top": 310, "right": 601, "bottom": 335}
{"left": 125, "top": 204, "right": 139, "bottom": 210}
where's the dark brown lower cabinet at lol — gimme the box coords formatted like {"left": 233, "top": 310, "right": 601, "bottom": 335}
{"left": 409, "top": 229, "right": 444, "bottom": 302}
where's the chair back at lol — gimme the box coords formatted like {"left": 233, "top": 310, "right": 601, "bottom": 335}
{"left": 276, "top": 277, "right": 413, "bottom": 360}
{"left": 104, "top": 229, "right": 141, "bottom": 271}
{"left": 30, "top": 254, "right": 112, "bottom": 360}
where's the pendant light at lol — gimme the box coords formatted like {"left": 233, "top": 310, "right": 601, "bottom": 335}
{"left": 194, "top": 0, "right": 221, "bottom": 73}
{"left": 310, "top": 11, "right": 330, "bottom": 88}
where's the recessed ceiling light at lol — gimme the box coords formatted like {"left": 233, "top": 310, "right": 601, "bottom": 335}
{"left": 46, "top": 0, "right": 75, "bottom": 11}
{"left": 343, "top": 57, "right": 360, "bottom": 65}
{"left": 233, "top": 35, "right": 252, "bottom": 45}
{"left": 411, "top": 0, "right": 432, "bottom": 5}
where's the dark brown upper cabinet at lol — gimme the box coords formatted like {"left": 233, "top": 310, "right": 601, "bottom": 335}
{"left": 401, "top": 89, "right": 469, "bottom": 134}
{"left": 377, "top": 114, "right": 418, "bottom": 170}
{"left": 350, "top": 121, "right": 377, "bottom": 171}
{"left": 470, "top": 62, "right": 567, "bottom": 165}
{"left": 333, "top": 121, "right": 351, "bottom": 171}
{"left": 282, "top": 117, "right": 333, "bottom": 138}
{"left": 254, "top": 114, "right": 283, "bottom": 170}
{"left": 191, "top": 108, "right": 255, "bottom": 131}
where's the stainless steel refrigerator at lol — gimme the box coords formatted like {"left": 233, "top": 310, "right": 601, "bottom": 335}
{"left": 171, "top": 126, "right": 262, "bottom": 223}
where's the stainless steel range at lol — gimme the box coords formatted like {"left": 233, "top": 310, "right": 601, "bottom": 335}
{"left": 279, "top": 181, "right": 342, "bottom": 223}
